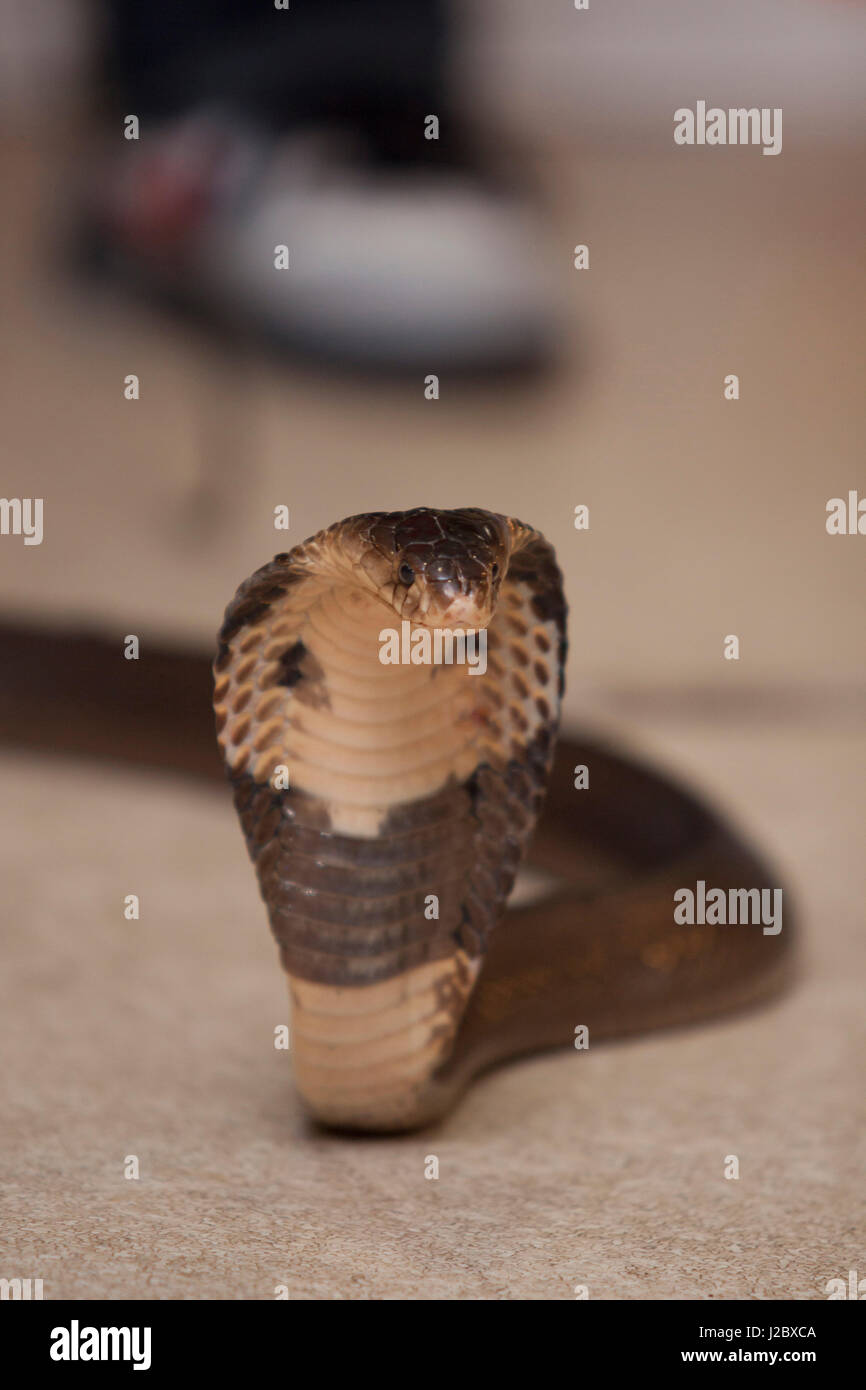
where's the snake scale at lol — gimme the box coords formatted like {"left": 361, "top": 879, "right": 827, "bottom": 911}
{"left": 213, "top": 507, "right": 793, "bottom": 1131}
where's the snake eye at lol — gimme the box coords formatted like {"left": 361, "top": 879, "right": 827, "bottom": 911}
{"left": 398, "top": 563, "right": 415, "bottom": 587}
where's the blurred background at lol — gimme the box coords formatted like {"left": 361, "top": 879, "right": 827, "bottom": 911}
{"left": 1, "top": 0, "right": 864, "bottom": 698}
{"left": 1, "top": 0, "right": 864, "bottom": 1301}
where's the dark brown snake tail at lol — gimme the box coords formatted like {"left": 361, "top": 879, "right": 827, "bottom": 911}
{"left": 213, "top": 508, "right": 793, "bottom": 1131}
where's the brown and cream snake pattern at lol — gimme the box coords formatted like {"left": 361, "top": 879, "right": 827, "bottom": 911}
{"left": 213, "top": 507, "right": 793, "bottom": 1131}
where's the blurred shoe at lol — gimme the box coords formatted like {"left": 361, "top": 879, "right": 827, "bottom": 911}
{"left": 85, "top": 108, "right": 559, "bottom": 373}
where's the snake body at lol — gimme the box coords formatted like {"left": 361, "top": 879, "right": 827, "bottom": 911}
{"left": 213, "top": 507, "right": 793, "bottom": 1131}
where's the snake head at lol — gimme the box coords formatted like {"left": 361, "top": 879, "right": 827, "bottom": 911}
{"left": 363, "top": 507, "right": 509, "bottom": 628}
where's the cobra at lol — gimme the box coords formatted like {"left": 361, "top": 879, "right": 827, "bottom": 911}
{"left": 213, "top": 507, "right": 793, "bottom": 1131}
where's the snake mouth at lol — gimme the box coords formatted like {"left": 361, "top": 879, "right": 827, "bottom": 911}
{"left": 412, "top": 589, "right": 496, "bottom": 630}
{"left": 440, "top": 593, "right": 493, "bottom": 627}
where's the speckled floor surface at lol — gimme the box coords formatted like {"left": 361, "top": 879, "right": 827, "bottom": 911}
{"left": 2, "top": 709, "right": 863, "bottom": 1300}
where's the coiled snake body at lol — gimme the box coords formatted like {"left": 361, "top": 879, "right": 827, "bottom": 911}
{"left": 213, "top": 508, "right": 792, "bottom": 1131}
